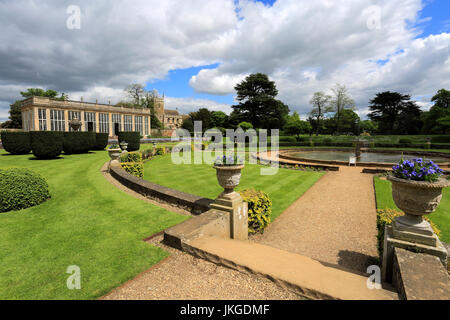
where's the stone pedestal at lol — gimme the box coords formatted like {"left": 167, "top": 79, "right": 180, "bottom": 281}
{"left": 211, "top": 191, "right": 248, "bottom": 241}
{"left": 382, "top": 223, "right": 448, "bottom": 283}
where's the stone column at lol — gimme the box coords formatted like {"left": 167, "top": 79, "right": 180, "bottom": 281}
{"left": 64, "top": 110, "right": 69, "bottom": 132}
{"left": 33, "top": 107, "right": 39, "bottom": 131}
{"left": 211, "top": 192, "right": 248, "bottom": 240}
{"left": 108, "top": 113, "right": 113, "bottom": 137}
{"left": 46, "top": 109, "right": 51, "bottom": 131}
{"left": 80, "top": 111, "right": 86, "bottom": 131}
{"left": 95, "top": 112, "right": 99, "bottom": 133}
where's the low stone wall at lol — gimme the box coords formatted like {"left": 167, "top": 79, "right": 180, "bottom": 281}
{"left": 253, "top": 152, "right": 339, "bottom": 171}
{"left": 279, "top": 149, "right": 450, "bottom": 168}
{"left": 109, "top": 165, "right": 213, "bottom": 215}
{"left": 392, "top": 247, "right": 450, "bottom": 300}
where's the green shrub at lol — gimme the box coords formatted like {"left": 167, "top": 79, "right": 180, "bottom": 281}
{"left": 93, "top": 133, "right": 109, "bottom": 150}
{"left": 120, "top": 151, "right": 142, "bottom": 163}
{"left": 120, "top": 162, "right": 144, "bottom": 178}
{"left": 117, "top": 132, "right": 140, "bottom": 151}
{"left": 141, "top": 149, "right": 153, "bottom": 160}
{"left": 323, "top": 137, "right": 334, "bottom": 145}
{"left": 431, "top": 135, "right": 450, "bottom": 143}
{"left": 376, "top": 209, "right": 440, "bottom": 260}
{"left": 0, "top": 131, "right": 31, "bottom": 154}
{"left": 155, "top": 147, "right": 165, "bottom": 155}
{"left": 398, "top": 138, "right": 412, "bottom": 144}
{"left": 30, "top": 131, "right": 63, "bottom": 159}
{"left": 0, "top": 168, "right": 50, "bottom": 212}
{"left": 63, "top": 132, "right": 96, "bottom": 154}
{"left": 239, "top": 189, "right": 272, "bottom": 234}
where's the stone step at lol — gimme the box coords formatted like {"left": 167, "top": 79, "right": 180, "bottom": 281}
{"left": 183, "top": 236, "right": 398, "bottom": 300}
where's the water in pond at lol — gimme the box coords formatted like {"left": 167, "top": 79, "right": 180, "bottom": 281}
{"left": 293, "top": 151, "right": 449, "bottom": 164}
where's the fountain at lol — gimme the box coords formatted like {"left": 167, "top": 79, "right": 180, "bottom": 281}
{"left": 353, "top": 138, "right": 368, "bottom": 159}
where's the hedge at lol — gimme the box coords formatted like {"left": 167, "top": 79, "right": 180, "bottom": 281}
{"left": 0, "top": 131, "right": 31, "bottom": 154}
{"left": 121, "top": 162, "right": 144, "bottom": 178}
{"left": 30, "top": 131, "right": 64, "bottom": 159}
{"left": 117, "top": 131, "right": 140, "bottom": 151}
{"left": 0, "top": 168, "right": 51, "bottom": 212}
{"left": 431, "top": 135, "right": 450, "bottom": 143}
{"left": 239, "top": 189, "right": 272, "bottom": 234}
{"left": 93, "top": 132, "right": 109, "bottom": 150}
{"left": 63, "top": 132, "right": 96, "bottom": 154}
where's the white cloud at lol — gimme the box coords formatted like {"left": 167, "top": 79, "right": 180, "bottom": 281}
{"left": 165, "top": 96, "right": 232, "bottom": 115}
{"left": 0, "top": 0, "right": 448, "bottom": 121}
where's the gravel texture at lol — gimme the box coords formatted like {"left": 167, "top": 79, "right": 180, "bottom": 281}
{"left": 101, "top": 235, "right": 304, "bottom": 300}
{"left": 253, "top": 152, "right": 379, "bottom": 273}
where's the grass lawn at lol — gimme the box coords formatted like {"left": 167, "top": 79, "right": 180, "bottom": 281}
{"left": 143, "top": 153, "right": 325, "bottom": 221}
{"left": 374, "top": 176, "right": 450, "bottom": 243}
{"left": 0, "top": 150, "right": 187, "bottom": 299}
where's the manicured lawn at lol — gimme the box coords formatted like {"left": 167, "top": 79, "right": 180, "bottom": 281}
{"left": 374, "top": 176, "right": 450, "bottom": 243}
{"left": 144, "top": 153, "right": 325, "bottom": 221}
{"left": 0, "top": 150, "right": 187, "bottom": 299}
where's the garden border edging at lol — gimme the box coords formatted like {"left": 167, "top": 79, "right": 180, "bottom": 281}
{"left": 109, "top": 164, "right": 213, "bottom": 215}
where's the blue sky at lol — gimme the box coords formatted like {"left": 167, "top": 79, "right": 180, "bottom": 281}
{"left": 145, "top": 0, "right": 450, "bottom": 108}
{"left": 146, "top": 0, "right": 277, "bottom": 106}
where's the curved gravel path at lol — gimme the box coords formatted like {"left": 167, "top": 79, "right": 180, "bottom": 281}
{"left": 252, "top": 152, "right": 378, "bottom": 273}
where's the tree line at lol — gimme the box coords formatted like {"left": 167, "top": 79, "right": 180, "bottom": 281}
{"left": 2, "top": 75, "right": 449, "bottom": 136}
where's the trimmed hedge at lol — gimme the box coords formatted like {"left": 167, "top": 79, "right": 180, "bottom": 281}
{"left": 0, "top": 131, "right": 31, "bottom": 154}
{"left": 30, "top": 131, "right": 64, "bottom": 159}
{"left": 239, "top": 189, "right": 272, "bottom": 234}
{"left": 0, "top": 168, "right": 50, "bottom": 212}
{"left": 121, "top": 162, "right": 144, "bottom": 178}
{"left": 93, "top": 132, "right": 109, "bottom": 150}
{"left": 117, "top": 131, "right": 140, "bottom": 151}
{"left": 431, "top": 135, "right": 450, "bottom": 143}
{"left": 63, "top": 132, "right": 96, "bottom": 154}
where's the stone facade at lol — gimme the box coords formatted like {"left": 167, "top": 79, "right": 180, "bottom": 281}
{"left": 20, "top": 96, "right": 151, "bottom": 138}
{"left": 153, "top": 96, "right": 186, "bottom": 130}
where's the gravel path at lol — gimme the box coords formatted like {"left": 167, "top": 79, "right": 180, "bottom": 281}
{"left": 101, "top": 235, "right": 304, "bottom": 300}
{"left": 252, "top": 152, "right": 379, "bottom": 273}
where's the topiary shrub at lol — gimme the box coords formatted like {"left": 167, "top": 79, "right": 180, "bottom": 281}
{"left": 117, "top": 131, "right": 140, "bottom": 151}
{"left": 121, "top": 162, "right": 144, "bottom": 178}
{"left": 0, "top": 168, "right": 51, "bottom": 212}
{"left": 30, "top": 131, "right": 64, "bottom": 159}
{"left": 376, "top": 209, "right": 440, "bottom": 261}
{"left": 63, "top": 132, "right": 96, "bottom": 154}
{"left": 93, "top": 132, "right": 109, "bottom": 150}
{"left": 239, "top": 189, "right": 272, "bottom": 234}
{"left": 0, "top": 131, "right": 31, "bottom": 154}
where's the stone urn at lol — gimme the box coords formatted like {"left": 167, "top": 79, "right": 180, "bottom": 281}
{"left": 108, "top": 147, "right": 121, "bottom": 166}
{"left": 119, "top": 141, "right": 128, "bottom": 153}
{"left": 213, "top": 164, "right": 244, "bottom": 195}
{"left": 69, "top": 117, "right": 82, "bottom": 131}
{"left": 387, "top": 175, "right": 450, "bottom": 234}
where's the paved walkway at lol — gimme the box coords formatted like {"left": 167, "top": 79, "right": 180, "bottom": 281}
{"left": 252, "top": 152, "right": 379, "bottom": 273}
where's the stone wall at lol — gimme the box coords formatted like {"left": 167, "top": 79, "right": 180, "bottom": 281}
{"left": 109, "top": 165, "right": 213, "bottom": 214}
{"left": 392, "top": 248, "right": 450, "bottom": 300}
